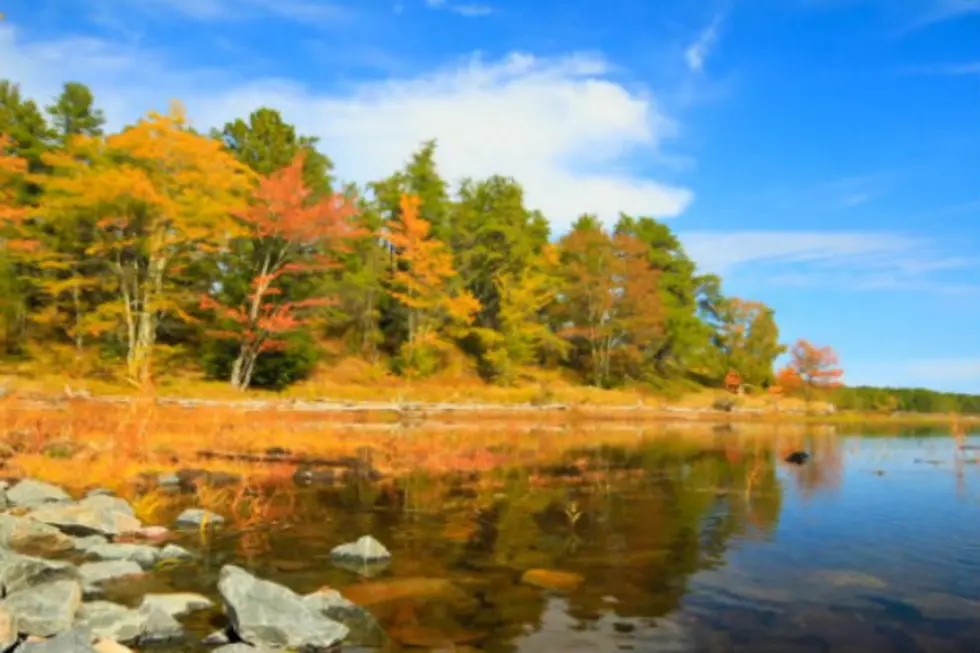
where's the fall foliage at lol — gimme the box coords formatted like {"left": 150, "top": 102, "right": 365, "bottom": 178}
{"left": 786, "top": 339, "right": 844, "bottom": 401}
{"left": 0, "top": 79, "right": 854, "bottom": 402}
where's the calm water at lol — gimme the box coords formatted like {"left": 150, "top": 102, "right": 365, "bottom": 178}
{"left": 109, "top": 426, "right": 980, "bottom": 652}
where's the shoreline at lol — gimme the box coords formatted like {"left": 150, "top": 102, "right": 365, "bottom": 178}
{"left": 3, "top": 390, "right": 976, "bottom": 427}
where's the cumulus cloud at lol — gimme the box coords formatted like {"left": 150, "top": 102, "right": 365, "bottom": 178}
{"left": 0, "top": 23, "right": 691, "bottom": 234}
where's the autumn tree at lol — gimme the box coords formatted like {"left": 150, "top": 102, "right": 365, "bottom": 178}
{"left": 387, "top": 194, "right": 479, "bottom": 376}
{"left": 554, "top": 216, "right": 664, "bottom": 387}
{"left": 199, "top": 153, "right": 361, "bottom": 390}
{"left": 475, "top": 245, "right": 567, "bottom": 384}
{"left": 712, "top": 298, "right": 786, "bottom": 388}
{"left": 39, "top": 101, "right": 254, "bottom": 384}
{"left": 787, "top": 339, "right": 844, "bottom": 403}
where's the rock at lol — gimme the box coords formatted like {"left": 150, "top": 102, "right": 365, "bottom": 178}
{"left": 75, "top": 601, "right": 145, "bottom": 643}
{"left": 19, "top": 628, "right": 97, "bottom": 653}
{"left": 0, "top": 514, "right": 74, "bottom": 556}
{"left": 1, "top": 579, "right": 83, "bottom": 636}
{"left": 330, "top": 535, "right": 391, "bottom": 563}
{"left": 217, "top": 565, "right": 348, "bottom": 650}
{"left": 131, "top": 526, "right": 169, "bottom": 542}
{"left": 331, "top": 558, "right": 390, "bottom": 578}
{"left": 340, "top": 578, "right": 472, "bottom": 608}
{"left": 0, "top": 550, "right": 79, "bottom": 594}
{"left": 73, "top": 535, "right": 109, "bottom": 552}
{"left": 214, "top": 645, "right": 276, "bottom": 653}
{"left": 159, "top": 544, "right": 192, "bottom": 561}
{"left": 29, "top": 495, "right": 141, "bottom": 537}
{"left": 86, "top": 543, "right": 159, "bottom": 569}
{"left": 785, "top": 451, "right": 810, "bottom": 465}
{"left": 0, "top": 604, "right": 16, "bottom": 651}
{"left": 202, "top": 629, "right": 234, "bottom": 645}
{"left": 85, "top": 488, "right": 115, "bottom": 498}
{"left": 520, "top": 569, "right": 584, "bottom": 592}
{"left": 138, "top": 603, "right": 184, "bottom": 643}
{"left": 157, "top": 473, "right": 180, "bottom": 487}
{"left": 7, "top": 479, "right": 72, "bottom": 508}
{"left": 78, "top": 560, "right": 144, "bottom": 587}
{"left": 93, "top": 639, "right": 134, "bottom": 653}
{"left": 140, "top": 593, "right": 213, "bottom": 618}
{"left": 303, "top": 589, "right": 386, "bottom": 647}
{"left": 173, "top": 508, "right": 224, "bottom": 529}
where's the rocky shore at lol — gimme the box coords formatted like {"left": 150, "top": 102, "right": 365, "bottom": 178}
{"left": 0, "top": 478, "right": 388, "bottom": 652}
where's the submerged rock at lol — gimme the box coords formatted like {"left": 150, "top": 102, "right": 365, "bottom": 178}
{"left": 7, "top": 479, "right": 72, "bottom": 508}
{"left": 217, "top": 565, "right": 348, "bottom": 650}
{"left": 785, "top": 451, "right": 810, "bottom": 465}
{"left": 1, "top": 579, "right": 83, "bottom": 636}
{"left": 173, "top": 508, "right": 224, "bottom": 529}
{"left": 29, "top": 495, "right": 141, "bottom": 537}
{"left": 330, "top": 535, "right": 391, "bottom": 563}
{"left": 303, "top": 589, "right": 386, "bottom": 647}
{"left": 520, "top": 569, "right": 584, "bottom": 592}
{"left": 0, "top": 514, "right": 74, "bottom": 557}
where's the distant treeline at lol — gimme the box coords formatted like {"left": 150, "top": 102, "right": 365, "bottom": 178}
{"left": 832, "top": 385, "right": 980, "bottom": 415}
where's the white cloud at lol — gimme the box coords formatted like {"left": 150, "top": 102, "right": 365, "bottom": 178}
{"left": 0, "top": 23, "right": 691, "bottom": 234}
{"left": 684, "top": 15, "right": 722, "bottom": 73}
{"left": 680, "top": 230, "right": 978, "bottom": 294}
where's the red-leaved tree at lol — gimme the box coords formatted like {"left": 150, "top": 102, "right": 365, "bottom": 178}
{"left": 200, "top": 153, "right": 363, "bottom": 390}
{"left": 788, "top": 338, "right": 844, "bottom": 403}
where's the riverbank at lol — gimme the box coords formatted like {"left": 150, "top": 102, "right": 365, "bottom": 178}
{"left": 1, "top": 368, "right": 974, "bottom": 427}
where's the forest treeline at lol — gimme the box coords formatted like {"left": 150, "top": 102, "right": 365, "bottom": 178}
{"left": 0, "top": 79, "right": 975, "bottom": 414}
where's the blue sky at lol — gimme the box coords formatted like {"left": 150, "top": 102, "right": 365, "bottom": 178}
{"left": 1, "top": 0, "right": 978, "bottom": 392}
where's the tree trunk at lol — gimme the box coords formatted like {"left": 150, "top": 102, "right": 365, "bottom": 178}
{"left": 229, "top": 344, "right": 260, "bottom": 391}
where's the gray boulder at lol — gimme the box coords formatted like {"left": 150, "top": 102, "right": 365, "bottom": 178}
{"left": 217, "top": 565, "right": 348, "bottom": 650}
{"left": 140, "top": 593, "right": 213, "bottom": 618}
{"left": 0, "top": 549, "right": 79, "bottom": 594}
{"left": 0, "top": 514, "right": 74, "bottom": 557}
{"left": 78, "top": 560, "right": 144, "bottom": 587}
{"left": 0, "top": 604, "right": 16, "bottom": 651}
{"left": 86, "top": 543, "right": 159, "bottom": 569}
{"left": 72, "top": 535, "right": 109, "bottom": 552}
{"left": 29, "top": 495, "right": 141, "bottom": 537}
{"left": 1, "top": 579, "right": 82, "bottom": 636}
{"left": 173, "top": 508, "right": 224, "bottom": 529}
{"left": 214, "top": 645, "right": 277, "bottom": 653}
{"left": 330, "top": 535, "right": 391, "bottom": 563}
{"left": 159, "top": 544, "right": 192, "bottom": 561}
{"left": 75, "top": 601, "right": 144, "bottom": 644}
{"left": 7, "top": 479, "right": 71, "bottom": 508}
{"left": 138, "top": 603, "right": 184, "bottom": 643}
{"left": 19, "top": 628, "right": 98, "bottom": 653}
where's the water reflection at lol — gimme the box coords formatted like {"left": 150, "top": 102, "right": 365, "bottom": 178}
{"left": 118, "top": 424, "right": 980, "bottom": 652}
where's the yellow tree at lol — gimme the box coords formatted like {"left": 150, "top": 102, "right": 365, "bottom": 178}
{"left": 387, "top": 193, "right": 479, "bottom": 375}
{"left": 40, "top": 102, "right": 254, "bottom": 384}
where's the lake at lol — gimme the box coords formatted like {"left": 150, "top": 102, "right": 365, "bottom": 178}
{"left": 102, "top": 424, "right": 980, "bottom": 652}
